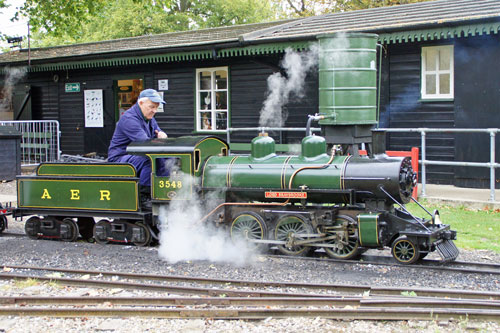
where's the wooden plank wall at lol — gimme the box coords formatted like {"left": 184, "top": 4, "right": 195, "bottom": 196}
{"left": 384, "top": 43, "right": 455, "bottom": 185}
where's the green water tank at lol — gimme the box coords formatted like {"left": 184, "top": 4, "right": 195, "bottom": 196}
{"left": 317, "top": 32, "right": 378, "bottom": 126}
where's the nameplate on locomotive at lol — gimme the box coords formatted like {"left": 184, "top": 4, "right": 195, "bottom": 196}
{"left": 265, "top": 191, "right": 307, "bottom": 199}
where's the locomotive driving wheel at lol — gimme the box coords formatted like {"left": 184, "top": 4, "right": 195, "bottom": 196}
{"left": 230, "top": 212, "right": 267, "bottom": 251}
{"left": 323, "top": 215, "right": 361, "bottom": 260}
{"left": 274, "top": 215, "right": 313, "bottom": 257}
{"left": 391, "top": 236, "right": 420, "bottom": 264}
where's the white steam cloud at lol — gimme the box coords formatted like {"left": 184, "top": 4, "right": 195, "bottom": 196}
{"left": 0, "top": 67, "right": 27, "bottom": 118}
{"left": 158, "top": 173, "right": 256, "bottom": 265}
{"left": 259, "top": 44, "right": 319, "bottom": 127}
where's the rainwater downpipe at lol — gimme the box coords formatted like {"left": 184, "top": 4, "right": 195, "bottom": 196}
{"left": 376, "top": 43, "right": 383, "bottom": 125}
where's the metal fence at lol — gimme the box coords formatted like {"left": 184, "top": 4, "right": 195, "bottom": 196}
{"left": 379, "top": 128, "right": 499, "bottom": 202}
{"left": 0, "top": 120, "right": 61, "bottom": 166}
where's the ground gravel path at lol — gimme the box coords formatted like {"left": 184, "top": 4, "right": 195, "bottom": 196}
{"left": 1, "top": 180, "right": 499, "bottom": 332}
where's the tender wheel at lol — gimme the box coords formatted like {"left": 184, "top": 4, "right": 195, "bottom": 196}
{"left": 93, "top": 219, "right": 110, "bottom": 244}
{"left": 230, "top": 212, "right": 267, "bottom": 251}
{"left": 323, "top": 215, "right": 361, "bottom": 260}
{"left": 77, "top": 217, "right": 95, "bottom": 240}
{"left": 391, "top": 236, "right": 420, "bottom": 264}
{"left": 274, "top": 214, "right": 313, "bottom": 256}
{"left": 25, "top": 216, "right": 41, "bottom": 240}
{"left": 132, "top": 223, "right": 152, "bottom": 247}
{"left": 61, "top": 218, "right": 79, "bottom": 242}
{"left": 0, "top": 215, "right": 6, "bottom": 233}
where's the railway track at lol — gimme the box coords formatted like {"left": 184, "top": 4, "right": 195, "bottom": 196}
{"left": 0, "top": 295, "right": 499, "bottom": 320}
{"left": 3, "top": 230, "right": 499, "bottom": 275}
{"left": 266, "top": 252, "right": 500, "bottom": 276}
{"left": 1, "top": 264, "right": 500, "bottom": 300}
{"left": 3, "top": 229, "right": 498, "bottom": 275}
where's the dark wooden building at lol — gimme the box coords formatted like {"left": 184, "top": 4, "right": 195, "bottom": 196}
{"left": 0, "top": 0, "right": 499, "bottom": 188}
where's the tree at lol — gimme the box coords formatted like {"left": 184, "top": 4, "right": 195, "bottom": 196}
{"left": 275, "top": 0, "right": 431, "bottom": 18}
{"left": 0, "top": 0, "right": 11, "bottom": 40}
{"left": 15, "top": 0, "right": 275, "bottom": 47}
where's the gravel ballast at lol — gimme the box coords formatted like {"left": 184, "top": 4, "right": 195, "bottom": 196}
{"left": 1, "top": 179, "right": 499, "bottom": 332}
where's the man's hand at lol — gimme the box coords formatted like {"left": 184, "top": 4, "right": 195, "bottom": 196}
{"left": 155, "top": 130, "right": 167, "bottom": 139}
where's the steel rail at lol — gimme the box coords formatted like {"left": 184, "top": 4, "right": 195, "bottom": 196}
{"left": 0, "top": 272, "right": 333, "bottom": 298}
{"left": 1, "top": 295, "right": 499, "bottom": 310}
{"left": 1, "top": 265, "right": 500, "bottom": 300}
{"left": 0, "top": 264, "right": 371, "bottom": 293}
{"left": 0, "top": 306, "right": 499, "bottom": 321}
{"left": 265, "top": 253, "right": 500, "bottom": 276}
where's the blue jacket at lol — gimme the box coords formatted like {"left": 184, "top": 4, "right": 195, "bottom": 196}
{"left": 108, "top": 103, "right": 161, "bottom": 161}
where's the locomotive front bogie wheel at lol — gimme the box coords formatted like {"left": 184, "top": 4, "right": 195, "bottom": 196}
{"left": 93, "top": 219, "right": 110, "bottom": 245}
{"left": 61, "top": 218, "right": 80, "bottom": 242}
{"left": 230, "top": 212, "right": 267, "bottom": 251}
{"left": 274, "top": 214, "right": 313, "bottom": 257}
{"left": 25, "top": 216, "right": 41, "bottom": 240}
{"left": 323, "top": 215, "right": 361, "bottom": 260}
{"left": 133, "top": 223, "right": 152, "bottom": 247}
{"left": 391, "top": 236, "right": 420, "bottom": 264}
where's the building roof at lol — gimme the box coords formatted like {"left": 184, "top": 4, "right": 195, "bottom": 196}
{"left": 245, "top": 0, "right": 500, "bottom": 42}
{"left": 1, "top": 0, "right": 499, "bottom": 71}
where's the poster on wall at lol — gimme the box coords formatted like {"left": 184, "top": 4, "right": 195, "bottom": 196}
{"left": 157, "top": 91, "right": 165, "bottom": 112}
{"left": 84, "top": 89, "right": 103, "bottom": 127}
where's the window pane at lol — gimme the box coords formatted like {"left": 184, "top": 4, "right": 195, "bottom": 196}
{"left": 215, "top": 91, "right": 227, "bottom": 110}
{"left": 201, "top": 112, "right": 212, "bottom": 130}
{"left": 199, "top": 71, "right": 212, "bottom": 90}
{"left": 425, "top": 74, "right": 436, "bottom": 95}
{"left": 439, "top": 74, "right": 450, "bottom": 94}
{"left": 216, "top": 112, "right": 227, "bottom": 130}
{"left": 439, "top": 48, "right": 451, "bottom": 70}
{"left": 425, "top": 49, "right": 437, "bottom": 71}
{"left": 200, "top": 92, "right": 211, "bottom": 110}
{"left": 215, "top": 70, "right": 227, "bottom": 89}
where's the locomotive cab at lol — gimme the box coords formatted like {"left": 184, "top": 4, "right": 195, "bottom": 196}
{"left": 127, "top": 136, "right": 228, "bottom": 202}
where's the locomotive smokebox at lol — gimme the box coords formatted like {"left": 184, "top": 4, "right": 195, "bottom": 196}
{"left": 317, "top": 32, "right": 379, "bottom": 148}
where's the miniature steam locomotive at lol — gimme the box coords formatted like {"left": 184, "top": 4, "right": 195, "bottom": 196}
{"left": 10, "top": 32, "right": 459, "bottom": 264}
{"left": 13, "top": 133, "right": 458, "bottom": 264}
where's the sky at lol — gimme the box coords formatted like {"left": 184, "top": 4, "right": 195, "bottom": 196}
{"left": 0, "top": 0, "right": 28, "bottom": 49}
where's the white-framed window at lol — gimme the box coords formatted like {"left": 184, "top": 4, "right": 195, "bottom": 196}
{"left": 196, "top": 67, "right": 229, "bottom": 132}
{"left": 421, "top": 45, "right": 454, "bottom": 100}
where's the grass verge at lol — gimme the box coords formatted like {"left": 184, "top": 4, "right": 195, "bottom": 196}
{"left": 406, "top": 201, "right": 500, "bottom": 253}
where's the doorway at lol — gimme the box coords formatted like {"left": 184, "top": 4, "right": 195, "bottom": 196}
{"left": 115, "top": 79, "right": 143, "bottom": 120}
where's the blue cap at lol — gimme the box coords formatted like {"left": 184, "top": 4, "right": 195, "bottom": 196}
{"left": 139, "top": 88, "right": 165, "bottom": 104}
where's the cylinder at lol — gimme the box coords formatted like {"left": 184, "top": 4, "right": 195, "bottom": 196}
{"left": 317, "top": 32, "right": 378, "bottom": 125}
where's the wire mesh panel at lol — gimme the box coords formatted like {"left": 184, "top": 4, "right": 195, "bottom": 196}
{"left": 0, "top": 120, "right": 60, "bottom": 166}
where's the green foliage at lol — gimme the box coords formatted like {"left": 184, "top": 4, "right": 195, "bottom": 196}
{"left": 18, "top": 0, "right": 275, "bottom": 47}
{"left": 401, "top": 290, "right": 417, "bottom": 297}
{"left": 406, "top": 202, "right": 500, "bottom": 253}
{"left": 16, "top": 0, "right": 106, "bottom": 37}
{"left": 276, "top": 0, "right": 431, "bottom": 18}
